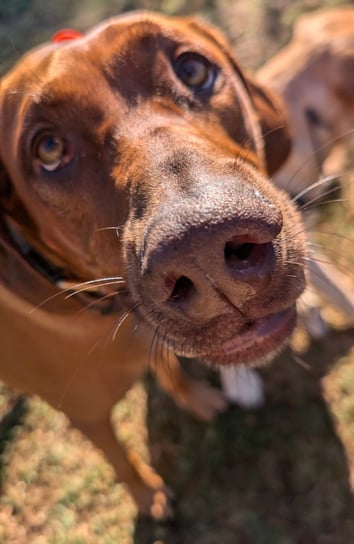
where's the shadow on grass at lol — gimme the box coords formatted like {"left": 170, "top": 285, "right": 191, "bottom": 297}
{"left": 0, "top": 394, "right": 28, "bottom": 485}
{"left": 134, "top": 327, "right": 354, "bottom": 544}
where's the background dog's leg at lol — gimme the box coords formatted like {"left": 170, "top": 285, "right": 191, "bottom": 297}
{"left": 219, "top": 366, "right": 265, "bottom": 409}
{"left": 298, "top": 286, "right": 329, "bottom": 340}
{"left": 70, "top": 414, "right": 173, "bottom": 519}
{"left": 154, "top": 352, "right": 227, "bottom": 421}
{"left": 308, "top": 251, "right": 354, "bottom": 318}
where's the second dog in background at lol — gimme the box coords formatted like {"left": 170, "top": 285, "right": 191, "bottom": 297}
{"left": 258, "top": 5, "right": 354, "bottom": 330}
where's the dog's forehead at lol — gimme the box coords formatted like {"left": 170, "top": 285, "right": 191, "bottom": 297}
{"left": 1, "top": 12, "right": 233, "bottom": 104}
{"left": 33, "top": 13, "right": 229, "bottom": 76}
{"left": 87, "top": 12, "right": 227, "bottom": 55}
{"left": 80, "top": 12, "right": 234, "bottom": 82}
{"left": 1, "top": 12, "right": 241, "bottom": 122}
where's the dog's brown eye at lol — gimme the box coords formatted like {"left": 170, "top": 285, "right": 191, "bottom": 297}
{"left": 33, "top": 132, "right": 73, "bottom": 172}
{"left": 174, "top": 53, "right": 215, "bottom": 91}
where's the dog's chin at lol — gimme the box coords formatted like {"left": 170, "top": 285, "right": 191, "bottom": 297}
{"left": 175, "top": 307, "right": 297, "bottom": 368}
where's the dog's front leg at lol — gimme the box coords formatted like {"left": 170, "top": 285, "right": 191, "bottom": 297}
{"left": 154, "top": 351, "right": 227, "bottom": 422}
{"left": 71, "top": 414, "right": 173, "bottom": 519}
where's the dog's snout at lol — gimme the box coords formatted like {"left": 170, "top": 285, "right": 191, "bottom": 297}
{"left": 141, "top": 203, "right": 282, "bottom": 320}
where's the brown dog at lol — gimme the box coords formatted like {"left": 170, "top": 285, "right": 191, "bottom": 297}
{"left": 258, "top": 5, "right": 354, "bottom": 199}
{"left": 0, "top": 11, "right": 306, "bottom": 517}
{"left": 257, "top": 5, "right": 354, "bottom": 334}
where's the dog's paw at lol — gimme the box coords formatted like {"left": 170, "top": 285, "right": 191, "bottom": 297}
{"left": 179, "top": 379, "right": 228, "bottom": 422}
{"left": 219, "top": 366, "right": 264, "bottom": 409}
{"left": 149, "top": 487, "right": 175, "bottom": 521}
{"left": 128, "top": 453, "right": 175, "bottom": 520}
{"left": 132, "top": 483, "right": 174, "bottom": 521}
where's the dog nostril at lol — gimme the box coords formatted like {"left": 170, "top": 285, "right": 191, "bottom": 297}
{"left": 224, "top": 239, "right": 259, "bottom": 267}
{"left": 167, "top": 275, "right": 195, "bottom": 305}
{"left": 225, "top": 241, "right": 255, "bottom": 263}
{"left": 224, "top": 238, "right": 273, "bottom": 272}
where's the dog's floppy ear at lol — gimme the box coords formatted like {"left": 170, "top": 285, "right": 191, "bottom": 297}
{"left": 0, "top": 158, "right": 14, "bottom": 210}
{"left": 0, "top": 162, "right": 10, "bottom": 202}
{"left": 244, "top": 78, "right": 292, "bottom": 175}
{"left": 185, "top": 18, "right": 291, "bottom": 175}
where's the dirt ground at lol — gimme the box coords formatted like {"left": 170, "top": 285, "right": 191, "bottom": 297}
{"left": 0, "top": 1, "right": 354, "bottom": 543}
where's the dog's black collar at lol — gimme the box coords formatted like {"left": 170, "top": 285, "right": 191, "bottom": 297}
{"left": 2, "top": 219, "right": 119, "bottom": 315}
{"left": 6, "top": 219, "right": 67, "bottom": 285}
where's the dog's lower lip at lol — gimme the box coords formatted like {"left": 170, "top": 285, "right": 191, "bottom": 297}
{"left": 203, "top": 307, "right": 297, "bottom": 366}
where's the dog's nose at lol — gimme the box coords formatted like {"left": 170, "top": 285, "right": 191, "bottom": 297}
{"left": 141, "top": 195, "right": 282, "bottom": 320}
{"left": 165, "top": 234, "right": 277, "bottom": 317}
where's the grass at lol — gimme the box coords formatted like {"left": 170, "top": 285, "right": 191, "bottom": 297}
{"left": 0, "top": 1, "right": 354, "bottom": 542}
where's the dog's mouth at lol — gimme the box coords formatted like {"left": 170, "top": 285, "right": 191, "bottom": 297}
{"left": 185, "top": 307, "right": 297, "bottom": 368}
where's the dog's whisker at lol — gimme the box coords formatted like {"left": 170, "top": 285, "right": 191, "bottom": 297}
{"left": 73, "top": 289, "right": 127, "bottom": 317}
{"left": 148, "top": 325, "right": 161, "bottom": 373}
{"left": 96, "top": 226, "right": 122, "bottom": 239}
{"left": 58, "top": 276, "right": 124, "bottom": 290}
{"left": 30, "top": 276, "right": 126, "bottom": 312}
{"left": 305, "top": 252, "right": 351, "bottom": 268}
{"left": 306, "top": 241, "right": 326, "bottom": 249}
{"left": 153, "top": 328, "right": 165, "bottom": 373}
{"left": 285, "top": 257, "right": 353, "bottom": 288}
{"left": 96, "top": 226, "right": 120, "bottom": 231}
{"left": 112, "top": 312, "right": 130, "bottom": 342}
{"left": 284, "top": 259, "right": 305, "bottom": 267}
{"left": 284, "top": 127, "right": 354, "bottom": 194}
{"left": 291, "top": 173, "right": 344, "bottom": 204}
{"left": 305, "top": 255, "right": 354, "bottom": 279}
{"left": 162, "top": 331, "right": 173, "bottom": 366}
{"left": 87, "top": 304, "right": 137, "bottom": 355}
{"left": 290, "top": 222, "right": 354, "bottom": 246}
{"left": 306, "top": 242, "right": 354, "bottom": 267}
{"left": 112, "top": 302, "right": 140, "bottom": 342}
{"left": 66, "top": 276, "right": 125, "bottom": 288}
{"left": 162, "top": 341, "right": 179, "bottom": 394}
{"left": 284, "top": 261, "right": 325, "bottom": 283}
{"left": 154, "top": 334, "right": 164, "bottom": 376}
{"left": 241, "top": 124, "right": 287, "bottom": 161}
{"left": 64, "top": 279, "right": 126, "bottom": 300}
{"left": 262, "top": 124, "right": 288, "bottom": 141}
{"left": 306, "top": 236, "right": 353, "bottom": 252}
{"left": 299, "top": 198, "right": 347, "bottom": 213}
{"left": 290, "top": 351, "right": 311, "bottom": 371}
{"left": 306, "top": 229, "right": 354, "bottom": 246}
{"left": 297, "top": 184, "right": 346, "bottom": 211}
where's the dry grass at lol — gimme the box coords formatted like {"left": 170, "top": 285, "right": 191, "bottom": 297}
{"left": 0, "top": 1, "right": 354, "bottom": 543}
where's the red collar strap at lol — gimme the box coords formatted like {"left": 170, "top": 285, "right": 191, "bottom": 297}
{"left": 52, "top": 29, "right": 83, "bottom": 43}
